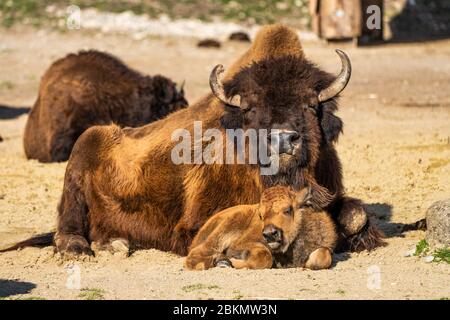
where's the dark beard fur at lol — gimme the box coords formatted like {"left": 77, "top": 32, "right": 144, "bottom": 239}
{"left": 261, "top": 166, "right": 307, "bottom": 190}
{"left": 261, "top": 166, "right": 335, "bottom": 210}
{"left": 339, "top": 219, "right": 387, "bottom": 252}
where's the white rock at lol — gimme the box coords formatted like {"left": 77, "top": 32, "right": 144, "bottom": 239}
{"left": 422, "top": 255, "right": 434, "bottom": 263}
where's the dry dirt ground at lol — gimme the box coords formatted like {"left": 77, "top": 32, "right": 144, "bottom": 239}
{"left": 0, "top": 27, "right": 449, "bottom": 300}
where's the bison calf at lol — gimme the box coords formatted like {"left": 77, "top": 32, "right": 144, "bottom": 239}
{"left": 185, "top": 186, "right": 337, "bottom": 270}
{"left": 24, "top": 50, "right": 188, "bottom": 163}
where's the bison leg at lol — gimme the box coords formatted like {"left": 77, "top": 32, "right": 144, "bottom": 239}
{"left": 304, "top": 248, "right": 332, "bottom": 270}
{"left": 54, "top": 161, "right": 93, "bottom": 256}
{"left": 185, "top": 244, "right": 224, "bottom": 270}
{"left": 228, "top": 243, "right": 273, "bottom": 270}
{"left": 334, "top": 197, "right": 386, "bottom": 252}
{"left": 49, "top": 130, "right": 77, "bottom": 162}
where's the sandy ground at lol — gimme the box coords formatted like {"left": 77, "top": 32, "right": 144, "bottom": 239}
{"left": 0, "top": 27, "right": 449, "bottom": 300}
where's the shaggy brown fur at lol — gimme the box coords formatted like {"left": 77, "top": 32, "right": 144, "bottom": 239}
{"left": 6, "top": 24, "right": 384, "bottom": 257}
{"left": 24, "top": 50, "right": 187, "bottom": 163}
{"left": 185, "top": 186, "right": 337, "bottom": 270}
{"left": 224, "top": 24, "right": 304, "bottom": 81}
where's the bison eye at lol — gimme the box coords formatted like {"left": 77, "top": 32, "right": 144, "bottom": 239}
{"left": 298, "top": 198, "right": 313, "bottom": 209}
{"left": 283, "top": 206, "right": 293, "bottom": 216}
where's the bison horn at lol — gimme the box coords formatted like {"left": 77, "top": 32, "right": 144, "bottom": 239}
{"left": 318, "top": 49, "right": 352, "bottom": 102}
{"left": 209, "top": 64, "right": 241, "bottom": 107}
{"left": 176, "top": 80, "right": 185, "bottom": 93}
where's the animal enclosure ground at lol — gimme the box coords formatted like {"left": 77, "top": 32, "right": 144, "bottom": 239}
{"left": 0, "top": 27, "right": 449, "bottom": 299}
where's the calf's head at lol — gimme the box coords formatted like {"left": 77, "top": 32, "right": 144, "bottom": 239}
{"left": 210, "top": 50, "right": 350, "bottom": 175}
{"left": 259, "top": 185, "right": 333, "bottom": 253}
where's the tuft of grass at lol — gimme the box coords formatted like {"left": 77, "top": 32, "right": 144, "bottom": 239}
{"left": 336, "top": 289, "right": 346, "bottom": 295}
{"left": 0, "top": 0, "right": 312, "bottom": 29}
{"left": 181, "top": 283, "right": 220, "bottom": 292}
{"left": 0, "top": 81, "right": 15, "bottom": 90}
{"left": 0, "top": 0, "right": 57, "bottom": 28}
{"left": 413, "top": 239, "right": 449, "bottom": 264}
{"left": 78, "top": 288, "right": 105, "bottom": 300}
{"left": 16, "top": 296, "right": 46, "bottom": 300}
{"left": 232, "top": 290, "right": 244, "bottom": 300}
{"left": 0, "top": 296, "right": 46, "bottom": 300}
{"left": 414, "top": 239, "right": 429, "bottom": 256}
{"left": 433, "top": 247, "right": 450, "bottom": 264}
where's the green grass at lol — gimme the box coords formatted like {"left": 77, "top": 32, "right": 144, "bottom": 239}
{"left": 0, "top": 296, "right": 46, "bottom": 300}
{"left": 433, "top": 247, "right": 450, "bottom": 264}
{"left": 413, "top": 239, "right": 449, "bottom": 264}
{"left": 0, "top": 0, "right": 54, "bottom": 28}
{"left": 0, "top": 81, "right": 15, "bottom": 90}
{"left": 336, "top": 289, "right": 346, "bottom": 295}
{"left": 414, "top": 239, "right": 429, "bottom": 256}
{"left": 78, "top": 288, "right": 105, "bottom": 300}
{"left": 0, "top": 0, "right": 311, "bottom": 29}
{"left": 232, "top": 290, "right": 244, "bottom": 300}
{"left": 181, "top": 283, "right": 220, "bottom": 292}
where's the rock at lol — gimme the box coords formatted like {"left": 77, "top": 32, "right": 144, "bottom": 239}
{"left": 228, "top": 31, "right": 251, "bottom": 42}
{"left": 422, "top": 255, "right": 434, "bottom": 263}
{"left": 403, "top": 248, "right": 415, "bottom": 257}
{"left": 426, "top": 199, "right": 450, "bottom": 246}
{"left": 197, "top": 39, "right": 221, "bottom": 48}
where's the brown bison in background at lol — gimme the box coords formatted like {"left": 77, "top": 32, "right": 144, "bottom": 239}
{"left": 3, "top": 24, "right": 384, "bottom": 257}
{"left": 185, "top": 186, "right": 337, "bottom": 270}
{"left": 24, "top": 50, "right": 188, "bottom": 163}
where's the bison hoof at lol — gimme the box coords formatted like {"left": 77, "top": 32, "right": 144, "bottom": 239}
{"left": 215, "top": 259, "right": 232, "bottom": 268}
{"left": 55, "top": 233, "right": 94, "bottom": 257}
{"left": 110, "top": 239, "right": 130, "bottom": 253}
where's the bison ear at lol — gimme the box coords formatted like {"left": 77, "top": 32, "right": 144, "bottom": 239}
{"left": 151, "top": 76, "right": 175, "bottom": 103}
{"left": 318, "top": 101, "right": 343, "bottom": 144}
{"left": 302, "top": 182, "right": 334, "bottom": 210}
{"left": 220, "top": 106, "right": 243, "bottom": 129}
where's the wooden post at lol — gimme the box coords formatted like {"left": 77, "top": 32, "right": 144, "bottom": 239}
{"left": 309, "top": 0, "right": 384, "bottom": 45}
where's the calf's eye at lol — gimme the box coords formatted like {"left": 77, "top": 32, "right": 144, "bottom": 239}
{"left": 283, "top": 206, "right": 293, "bottom": 216}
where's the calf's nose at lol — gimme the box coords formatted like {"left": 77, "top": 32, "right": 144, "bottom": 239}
{"left": 263, "top": 225, "right": 282, "bottom": 242}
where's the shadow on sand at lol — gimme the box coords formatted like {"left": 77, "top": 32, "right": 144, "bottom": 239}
{"left": 0, "top": 279, "right": 36, "bottom": 298}
{"left": 332, "top": 202, "right": 425, "bottom": 266}
{"left": 0, "top": 104, "right": 30, "bottom": 120}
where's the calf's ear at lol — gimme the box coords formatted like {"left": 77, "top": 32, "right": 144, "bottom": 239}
{"left": 257, "top": 203, "right": 266, "bottom": 220}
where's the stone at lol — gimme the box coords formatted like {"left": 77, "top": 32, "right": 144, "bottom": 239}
{"left": 228, "top": 31, "right": 251, "bottom": 42}
{"left": 197, "top": 39, "right": 221, "bottom": 48}
{"left": 426, "top": 199, "right": 450, "bottom": 247}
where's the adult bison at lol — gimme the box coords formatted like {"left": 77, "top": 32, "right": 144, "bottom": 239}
{"left": 24, "top": 50, "right": 187, "bottom": 163}
{"left": 4, "top": 24, "right": 384, "bottom": 256}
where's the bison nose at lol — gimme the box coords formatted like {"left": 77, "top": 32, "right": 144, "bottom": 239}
{"left": 263, "top": 225, "right": 282, "bottom": 242}
{"left": 269, "top": 130, "right": 299, "bottom": 155}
